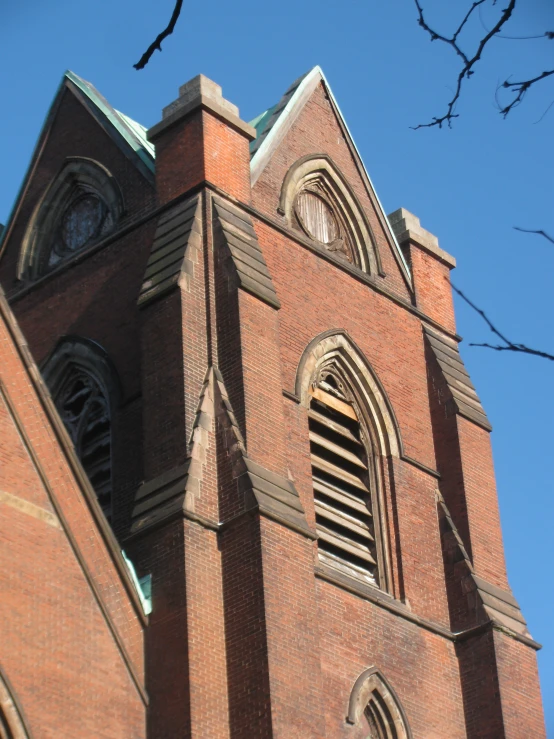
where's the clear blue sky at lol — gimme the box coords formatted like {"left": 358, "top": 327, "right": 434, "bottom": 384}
{"left": 1, "top": 0, "right": 552, "bottom": 728}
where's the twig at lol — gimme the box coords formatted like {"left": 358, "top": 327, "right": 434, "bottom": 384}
{"left": 513, "top": 227, "right": 554, "bottom": 245}
{"left": 134, "top": 0, "right": 184, "bottom": 70}
{"left": 498, "top": 69, "right": 554, "bottom": 116}
{"left": 412, "top": 0, "right": 516, "bottom": 128}
{"left": 452, "top": 283, "right": 554, "bottom": 361}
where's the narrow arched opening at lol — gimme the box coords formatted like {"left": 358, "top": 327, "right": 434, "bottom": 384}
{"left": 309, "top": 363, "right": 381, "bottom": 587}
{"left": 296, "top": 330, "right": 402, "bottom": 592}
{"left": 41, "top": 337, "right": 120, "bottom": 521}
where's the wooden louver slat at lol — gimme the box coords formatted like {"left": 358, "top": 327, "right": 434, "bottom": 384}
{"left": 315, "top": 500, "right": 372, "bottom": 537}
{"left": 58, "top": 370, "right": 112, "bottom": 521}
{"left": 312, "top": 478, "right": 371, "bottom": 515}
{"left": 311, "top": 387, "right": 357, "bottom": 419}
{"left": 309, "top": 430, "right": 367, "bottom": 468}
{"left": 311, "top": 454, "right": 369, "bottom": 492}
{"left": 309, "top": 382, "right": 379, "bottom": 584}
{"left": 308, "top": 408, "right": 362, "bottom": 445}
{"left": 317, "top": 527, "right": 376, "bottom": 565}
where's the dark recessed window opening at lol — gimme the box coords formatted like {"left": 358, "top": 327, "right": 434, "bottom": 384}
{"left": 57, "top": 366, "right": 112, "bottom": 519}
{"left": 309, "top": 373, "right": 379, "bottom": 586}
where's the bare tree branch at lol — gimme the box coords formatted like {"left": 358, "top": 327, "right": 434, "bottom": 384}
{"left": 134, "top": 0, "right": 184, "bottom": 70}
{"left": 412, "top": 0, "right": 517, "bottom": 128}
{"left": 498, "top": 69, "right": 554, "bottom": 117}
{"left": 451, "top": 283, "right": 554, "bottom": 361}
{"left": 514, "top": 227, "right": 554, "bottom": 245}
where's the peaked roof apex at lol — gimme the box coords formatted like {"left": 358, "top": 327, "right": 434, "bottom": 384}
{"left": 64, "top": 70, "right": 155, "bottom": 170}
{"left": 249, "top": 66, "right": 412, "bottom": 283}
{"left": 0, "top": 69, "right": 155, "bottom": 257}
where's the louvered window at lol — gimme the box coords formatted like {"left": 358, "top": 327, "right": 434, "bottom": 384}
{"left": 309, "top": 374, "right": 379, "bottom": 586}
{"left": 56, "top": 366, "right": 112, "bottom": 520}
{"left": 292, "top": 182, "right": 355, "bottom": 264}
{"left": 295, "top": 190, "right": 339, "bottom": 244}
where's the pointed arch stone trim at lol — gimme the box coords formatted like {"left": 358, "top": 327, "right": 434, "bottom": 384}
{"left": 40, "top": 335, "right": 122, "bottom": 406}
{"left": 0, "top": 665, "right": 33, "bottom": 739}
{"left": 18, "top": 156, "right": 124, "bottom": 280}
{"left": 295, "top": 329, "right": 401, "bottom": 458}
{"left": 346, "top": 666, "right": 412, "bottom": 739}
{"left": 279, "top": 154, "right": 384, "bottom": 276}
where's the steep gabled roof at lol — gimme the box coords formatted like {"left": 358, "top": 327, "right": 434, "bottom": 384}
{"left": 1, "top": 68, "right": 411, "bottom": 285}
{"left": 66, "top": 71, "right": 155, "bottom": 172}
{"left": 249, "top": 66, "right": 412, "bottom": 285}
{"left": 0, "top": 70, "right": 154, "bottom": 257}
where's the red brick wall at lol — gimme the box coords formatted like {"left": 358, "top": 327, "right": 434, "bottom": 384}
{"left": 457, "top": 418, "right": 508, "bottom": 588}
{"left": 456, "top": 630, "right": 505, "bottom": 739}
{"left": 252, "top": 217, "right": 436, "bottom": 470}
{"left": 494, "top": 631, "right": 546, "bottom": 738}
{"left": 317, "top": 577, "right": 467, "bottom": 738}
{"left": 409, "top": 244, "right": 456, "bottom": 333}
{"left": 131, "top": 522, "right": 191, "bottom": 739}
{"left": 153, "top": 109, "right": 252, "bottom": 205}
{"left": 0, "top": 300, "right": 146, "bottom": 738}
{"left": 0, "top": 71, "right": 545, "bottom": 738}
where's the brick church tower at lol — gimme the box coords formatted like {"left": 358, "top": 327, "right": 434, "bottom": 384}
{"left": 0, "top": 68, "right": 545, "bottom": 737}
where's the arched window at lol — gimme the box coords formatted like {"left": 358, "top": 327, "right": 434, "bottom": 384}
{"left": 296, "top": 331, "right": 401, "bottom": 592}
{"left": 56, "top": 365, "right": 112, "bottom": 514}
{"left": 279, "top": 154, "right": 383, "bottom": 275}
{"left": 19, "top": 158, "right": 123, "bottom": 280}
{"left": 42, "top": 337, "right": 119, "bottom": 521}
{"left": 347, "top": 667, "right": 412, "bottom": 739}
{"left": 309, "top": 367, "right": 381, "bottom": 586}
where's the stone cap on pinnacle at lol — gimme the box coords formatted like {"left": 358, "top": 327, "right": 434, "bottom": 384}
{"left": 148, "top": 73, "right": 255, "bottom": 142}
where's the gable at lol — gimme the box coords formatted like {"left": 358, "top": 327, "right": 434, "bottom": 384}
{"left": 0, "top": 73, "right": 155, "bottom": 291}
{"left": 250, "top": 68, "right": 412, "bottom": 298}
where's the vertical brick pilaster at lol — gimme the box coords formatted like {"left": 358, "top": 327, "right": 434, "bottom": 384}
{"left": 134, "top": 74, "right": 258, "bottom": 739}
{"left": 148, "top": 74, "right": 255, "bottom": 206}
{"left": 493, "top": 631, "right": 546, "bottom": 738}
{"left": 389, "top": 208, "right": 457, "bottom": 334}
{"left": 212, "top": 204, "right": 325, "bottom": 735}
{"left": 456, "top": 418, "right": 508, "bottom": 588}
